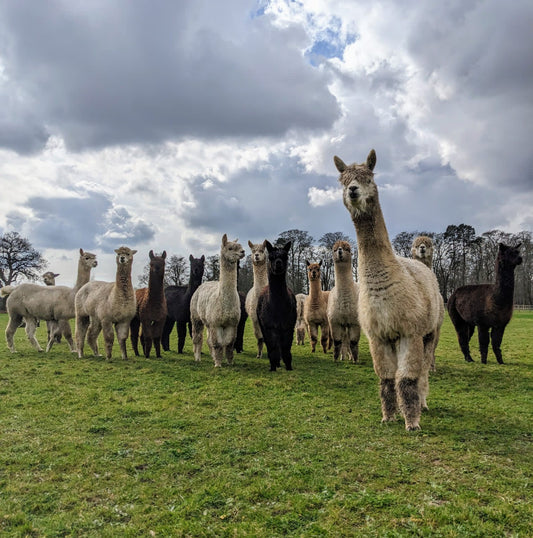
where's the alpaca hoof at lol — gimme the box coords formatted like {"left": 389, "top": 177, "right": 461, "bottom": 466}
{"left": 381, "top": 417, "right": 396, "bottom": 424}
{"left": 465, "top": 357, "right": 474, "bottom": 362}
{"left": 406, "top": 424, "right": 421, "bottom": 431}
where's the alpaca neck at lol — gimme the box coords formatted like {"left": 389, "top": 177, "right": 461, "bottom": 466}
{"left": 334, "top": 262, "right": 354, "bottom": 289}
{"left": 188, "top": 273, "right": 202, "bottom": 295}
{"left": 219, "top": 258, "right": 238, "bottom": 294}
{"left": 148, "top": 271, "right": 165, "bottom": 300}
{"left": 253, "top": 261, "right": 268, "bottom": 290}
{"left": 353, "top": 202, "right": 398, "bottom": 283}
{"left": 74, "top": 260, "right": 92, "bottom": 292}
{"left": 115, "top": 263, "right": 133, "bottom": 298}
{"left": 493, "top": 261, "right": 516, "bottom": 305}
{"left": 268, "top": 271, "right": 288, "bottom": 296}
{"left": 308, "top": 278, "right": 322, "bottom": 306}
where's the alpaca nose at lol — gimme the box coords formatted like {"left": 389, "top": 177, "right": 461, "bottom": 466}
{"left": 349, "top": 185, "right": 359, "bottom": 199}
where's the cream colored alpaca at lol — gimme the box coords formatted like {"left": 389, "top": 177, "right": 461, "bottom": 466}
{"left": 1, "top": 249, "right": 97, "bottom": 353}
{"left": 75, "top": 247, "right": 137, "bottom": 360}
{"left": 190, "top": 234, "right": 245, "bottom": 367}
{"left": 411, "top": 236, "right": 434, "bottom": 269}
{"left": 327, "top": 240, "right": 360, "bottom": 362}
{"left": 295, "top": 293, "right": 307, "bottom": 345}
{"left": 304, "top": 261, "right": 331, "bottom": 353}
{"left": 334, "top": 149, "right": 444, "bottom": 431}
{"left": 245, "top": 240, "right": 268, "bottom": 358}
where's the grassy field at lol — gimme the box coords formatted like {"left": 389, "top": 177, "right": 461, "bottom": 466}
{"left": 0, "top": 311, "right": 531, "bottom": 537}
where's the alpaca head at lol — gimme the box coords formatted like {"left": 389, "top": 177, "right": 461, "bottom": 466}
{"left": 115, "top": 246, "right": 137, "bottom": 267}
{"left": 221, "top": 234, "right": 245, "bottom": 266}
{"left": 306, "top": 260, "right": 322, "bottom": 281}
{"left": 42, "top": 271, "right": 60, "bottom": 286}
{"left": 265, "top": 240, "right": 291, "bottom": 276}
{"left": 148, "top": 250, "right": 167, "bottom": 278}
{"left": 332, "top": 240, "right": 353, "bottom": 264}
{"left": 334, "top": 149, "right": 377, "bottom": 219}
{"left": 248, "top": 240, "right": 267, "bottom": 266}
{"left": 497, "top": 243, "right": 522, "bottom": 270}
{"left": 189, "top": 254, "right": 205, "bottom": 282}
{"left": 411, "top": 236, "right": 434, "bottom": 264}
{"left": 79, "top": 248, "right": 98, "bottom": 270}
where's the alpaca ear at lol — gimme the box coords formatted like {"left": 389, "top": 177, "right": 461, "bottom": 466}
{"left": 54, "top": 273, "right": 60, "bottom": 277}
{"left": 201, "top": 255, "right": 205, "bottom": 262}
{"left": 162, "top": 251, "right": 167, "bottom": 259}
{"left": 114, "top": 249, "right": 120, "bottom": 254}
{"left": 366, "top": 149, "right": 376, "bottom": 171}
{"left": 248, "top": 240, "right": 254, "bottom": 249}
{"left": 80, "top": 248, "right": 84, "bottom": 255}
{"left": 131, "top": 250, "right": 138, "bottom": 255}
{"left": 284, "top": 242, "right": 291, "bottom": 253}
{"left": 222, "top": 234, "right": 228, "bottom": 246}
{"left": 334, "top": 155, "right": 346, "bottom": 173}
{"left": 306, "top": 260, "right": 310, "bottom": 267}
{"left": 265, "top": 240, "right": 273, "bottom": 252}
{"left": 319, "top": 260, "right": 322, "bottom": 267}
{"left": 149, "top": 250, "right": 154, "bottom": 259}
{"left": 189, "top": 254, "right": 194, "bottom": 262}
{"left": 515, "top": 243, "right": 522, "bottom": 249}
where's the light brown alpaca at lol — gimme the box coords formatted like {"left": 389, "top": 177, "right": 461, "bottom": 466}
{"left": 334, "top": 149, "right": 444, "bottom": 431}
{"left": 245, "top": 240, "right": 268, "bottom": 358}
{"left": 75, "top": 247, "right": 137, "bottom": 360}
{"left": 295, "top": 293, "right": 307, "bottom": 345}
{"left": 304, "top": 261, "right": 331, "bottom": 353}
{"left": 411, "top": 236, "right": 434, "bottom": 269}
{"left": 327, "top": 240, "right": 360, "bottom": 362}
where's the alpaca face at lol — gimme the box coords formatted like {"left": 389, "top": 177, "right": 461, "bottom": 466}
{"left": 334, "top": 150, "right": 377, "bottom": 219}
{"left": 149, "top": 250, "right": 167, "bottom": 276}
{"left": 222, "top": 238, "right": 245, "bottom": 265}
{"left": 332, "top": 240, "right": 352, "bottom": 264}
{"left": 499, "top": 243, "right": 523, "bottom": 269}
{"left": 411, "top": 236, "right": 433, "bottom": 263}
{"left": 265, "top": 240, "right": 291, "bottom": 276}
{"left": 42, "top": 271, "right": 60, "bottom": 286}
{"left": 248, "top": 240, "right": 267, "bottom": 266}
{"left": 115, "top": 247, "right": 137, "bottom": 266}
{"left": 189, "top": 255, "right": 205, "bottom": 281}
{"left": 306, "top": 261, "right": 322, "bottom": 281}
{"left": 80, "top": 249, "right": 98, "bottom": 270}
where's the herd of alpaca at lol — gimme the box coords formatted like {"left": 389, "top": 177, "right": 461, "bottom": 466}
{"left": 1, "top": 148, "right": 524, "bottom": 431}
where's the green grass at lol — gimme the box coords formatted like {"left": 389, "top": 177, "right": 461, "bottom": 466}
{"left": 0, "top": 312, "right": 531, "bottom": 537}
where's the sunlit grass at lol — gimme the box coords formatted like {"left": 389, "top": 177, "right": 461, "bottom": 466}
{"left": 0, "top": 312, "right": 531, "bottom": 536}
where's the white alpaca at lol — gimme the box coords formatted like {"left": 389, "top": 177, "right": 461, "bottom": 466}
{"left": 1, "top": 249, "right": 98, "bottom": 353}
{"left": 295, "top": 293, "right": 307, "bottom": 345}
{"left": 327, "top": 240, "right": 361, "bottom": 362}
{"left": 245, "top": 240, "right": 268, "bottom": 358}
{"left": 334, "top": 149, "right": 444, "bottom": 430}
{"left": 41, "top": 271, "right": 68, "bottom": 345}
{"left": 303, "top": 261, "right": 331, "bottom": 353}
{"left": 190, "top": 234, "right": 245, "bottom": 367}
{"left": 75, "top": 247, "right": 137, "bottom": 360}
{"left": 411, "top": 236, "right": 434, "bottom": 269}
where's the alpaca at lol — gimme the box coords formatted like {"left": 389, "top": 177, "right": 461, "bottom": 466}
{"left": 162, "top": 255, "right": 205, "bottom": 353}
{"left": 1, "top": 249, "right": 98, "bottom": 353}
{"left": 447, "top": 243, "right": 522, "bottom": 364}
{"left": 411, "top": 236, "right": 434, "bottom": 269}
{"left": 327, "top": 240, "right": 361, "bottom": 362}
{"left": 304, "top": 261, "right": 332, "bottom": 353}
{"left": 190, "top": 235, "right": 245, "bottom": 367}
{"left": 42, "top": 271, "right": 60, "bottom": 286}
{"left": 334, "top": 149, "right": 444, "bottom": 430}
{"left": 75, "top": 247, "right": 137, "bottom": 360}
{"left": 130, "top": 250, "right": 167, "bottom": 358}
{"left": 245, "top": 240, "right": 268, "bottom": 358}
{"left": 41, "top": 271, "right": 64, "bottom": 344}
{"left": 256, "top": 241, "right": 297, "bottom": 371}
{"left": 295, "top": 293, "right": 308, "bottom": 345}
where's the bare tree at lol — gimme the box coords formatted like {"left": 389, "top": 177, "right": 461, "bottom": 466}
{"left": 0, "top": 231, "right": 47, "bottom": 286}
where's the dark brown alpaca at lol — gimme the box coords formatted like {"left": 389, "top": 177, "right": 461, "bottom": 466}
{"left": 130, "top": 250, "right": 167, "bottom": 358}
{"left": 447, "top": 243, "right": 522, "bottom": 364}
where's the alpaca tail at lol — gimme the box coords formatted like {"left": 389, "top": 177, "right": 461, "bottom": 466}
{"left": 0, "top": 285, "right": 15, "bottom": 298}
{"left": 446, "top": 291, "right": 463, "bottom": 328}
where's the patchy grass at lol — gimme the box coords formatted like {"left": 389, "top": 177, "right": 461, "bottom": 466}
{"left": 0, "top": 312, "right": 531, "bottom": 536}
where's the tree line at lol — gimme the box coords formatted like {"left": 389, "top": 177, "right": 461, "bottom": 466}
{"left": 2, "top": 225, "right": 532, "bottom": 306}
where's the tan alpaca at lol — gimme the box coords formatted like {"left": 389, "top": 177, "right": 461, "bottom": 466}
{"left": 295, "top": 293, "right": 307, "bottom": 345}
{"left": 245, "top": 240, "right": 268, "bottom": 358}
{"left": 334, "top": 149, "right": 444, "bottom": 431}
{"left": 190, "top": 234, "right": 245, "bottom": 367}
{"left": 411, "top": 236, "right": 434, "bottom": 269}
{"left": 327, "top": 240, "right": 360, "bottom": 362}
{"left": 75, "top": 247, "right": 137, "bottom": 360}
{"left": 303, "top": 261, "right": 331, "bottom": 353}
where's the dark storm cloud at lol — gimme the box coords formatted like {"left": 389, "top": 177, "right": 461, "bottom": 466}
{"left": 0, "top": 1, "right": 339, "bottom": 152}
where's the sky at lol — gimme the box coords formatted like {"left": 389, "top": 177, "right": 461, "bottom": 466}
{"left": 0, "top": 0, "right": 532, "bottom": 285}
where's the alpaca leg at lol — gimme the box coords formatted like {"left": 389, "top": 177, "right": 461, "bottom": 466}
{"left": 5, "top": 313, "right": 23, "bottom": 353}
{"left": 161, "top": 317, "right": 174, "bottom": 352}
{"left": 397, "top": 337, "right": 424, "bottom": 431}
{"left": 130, "top": 316, "right": 141, "bottom": 356}
{"left": 222, "top": 326, "right": 236, "bottom": 365}
{"left": 24, "top": 317, "right": 43, "bottom": 352}
{"left": 60, "top": 319, "right": 76, "bottom": 352}
{"left": 176, "top": 322, "right": 187, "bottom": 354}
{"left": 281, "top": 330, "right": 293, "bottom": 370}
{"left": 152, "top": 321, "right": 164, "bottom": 358}
{"left": 370, "top": 338, "right": 399, "bottom": 422}
{"left": 308, "top": 323, "right": 318, "bottom": 352}
{"left": 101, "top": 321, "right": 115, "bottom": 360}
{"left": 348, "top": 326, "right": 360, "bottom": 363}
{"left": 253, "top": 320, "right": 264, "bottom": 358}
{"left": 320, "top": 324, "right": 330, "bottom": 353}
{"left": 478, "top": 325, "right": 490, "bottom": 364}
{"left": 75, "top": 315, "right": 90, "bottom": 358}
{"left": 490, "top": 326, "right": 506, "bottom": 364}
{"left": 116, "top": 322, "right": 130, "bottom": 360}
{"left": 456, "top": 322, "right": 474, "bottom": 362}
{"left": 87, "top": 319, "right": 103, "bottom": 357}
{"left": 191, "top": 318, "right": 204, "bottom": 362}
{"left": 207, "top": 330, "right": 223, "bottom": 367}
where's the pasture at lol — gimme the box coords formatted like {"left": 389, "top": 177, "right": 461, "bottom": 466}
{"left": 0, "top": 312, "right": 531, "bottom": 536}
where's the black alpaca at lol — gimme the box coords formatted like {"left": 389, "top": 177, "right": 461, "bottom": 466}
{"left": 162, "top": 255, "right": 205, "bottom": 353}
{"left": 447, "top": 243, "right": 522, "bottom": 364}
{"left": 256, "top": 241, "right": 297, "bottom": 371}
{"left": 234, "top": 291, "right": 248, "bottom": 353}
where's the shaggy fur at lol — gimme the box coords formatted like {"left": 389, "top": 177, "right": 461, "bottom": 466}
{"left": 75, "top": 247, "right": 137, "bottom": 360}
{"left": 447, "top": 243, "right": 522, "bottom": 364}
{"left": 256, "top": 241, "right": 297, "bottom": 371}
{"left": 162, "top": 255, "right": 205, "bottom": 353}
{"left": 1, "top": 249, "right": 98, "bottom": 353}
{"left": 327, "top": 240, "right": 361, "bottom": 362}
{"left": 190, "top": 235, "right": 245, "bottom": 367}
{"left": 335, "top": 149, "right": 444, "bottom": 431}
{"left": 130, "top": 250, "right": 167, "bottom": 358}
{"left": 411, "top": 236, "right": 434, "bottom": 269}
{"left": 304, "top": 261, "right": 332, "bottom": 353}
{"left": 245, "top": 240, "right": 268, "bottom": 358}
{"left": 295, "top": 293, "right": 308, "bottom": 345}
